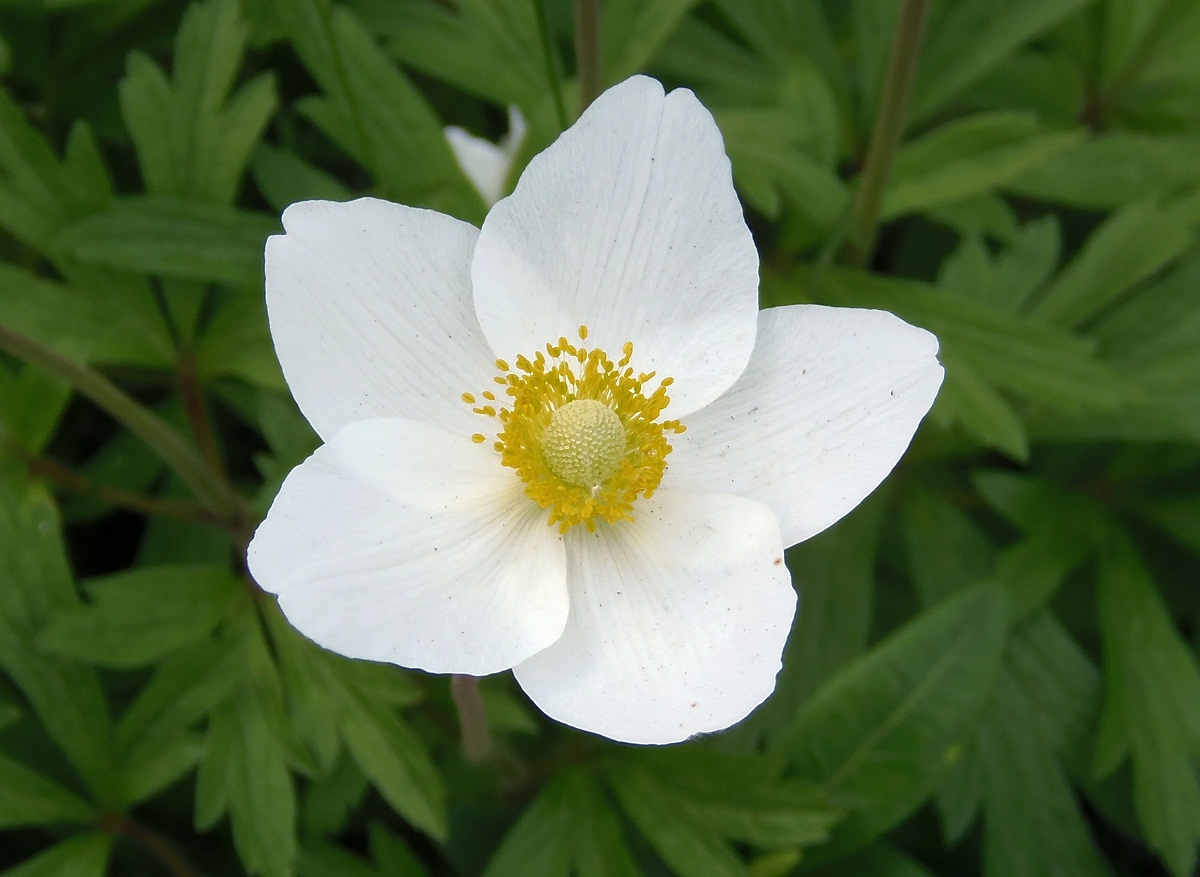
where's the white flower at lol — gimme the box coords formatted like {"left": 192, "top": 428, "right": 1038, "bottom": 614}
{"left": 248, "top": 76, "right": 944, "bottom": 745}
{"left": 445, "top": 106, "right": 527, "bottom": 207}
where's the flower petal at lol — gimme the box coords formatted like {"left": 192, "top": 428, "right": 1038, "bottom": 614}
{"left": 472, "top": 76, "right": 759, "bottom": 417}
{"left": 247, "top": 419, "right": 568, "bottom": 676}
{"left": 513, "top": 491, "right": 795, "bottom": 744}
{"left": 266, "top": 198, "right": 497, "bottom": 441}
{"left": 666, "top": 305, "right": 944, "bottom": 546}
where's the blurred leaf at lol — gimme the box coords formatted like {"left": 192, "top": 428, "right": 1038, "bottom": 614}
{"left": 882, "top": 113, "right": 1081, "bottom": 220}
{"left": 119, "top": 0, "right": 277, "bottom": 203}
{"left": 301, "top": 754, "right": 368, "bottom": 838}
{"left": 52, "top": 196, "right": 277, "bottom": 285}
{"left": 603, "top": 0, "right": 700, "bottom": 81}
{"left": 1029, "top": 199, "right": 1194, "bottom": 329}
{"left": 782, "top": 585, "right": 1008, "bottom": 862}
{"left": 0, "top": 834, "right": 111, "bottom": 877}
{"left": 280, "top": 0, "right": 485, "bottom": 220}
{"left": 1094, "top": 533, "right": 1200, "bottom": 877}
{"left": 802, "top": 844, "right": 940, "bottom": 877}
{"left": 39, "top": 564, "right": 241, "bottom": 668}
{"left": 911, "top": 0, "right": 1097, "bottom": 123}
{"left": 0, "top": 753, "right": 95, "bottom": 827}
{"left": 251, "top": 144, "right": 352, "bottom": 212}
{"left": 1009, "top": 133, "right": 1200, "bottom": 209}
{"left": 933, "top": 355, "right": 1029, "bottom": 461}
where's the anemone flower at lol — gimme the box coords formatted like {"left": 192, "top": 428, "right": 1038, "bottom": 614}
{"left": 248, "top": 76, "right": 944, "bottom": 745}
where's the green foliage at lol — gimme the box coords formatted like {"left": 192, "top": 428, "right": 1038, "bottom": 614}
{"left": 1, "top": 0, "right": 1199, "bottom": 875}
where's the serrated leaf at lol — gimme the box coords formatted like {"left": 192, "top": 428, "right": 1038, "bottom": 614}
{"left": 119, "top": 0, "right": 277, "bottom": 203}
{"left": 882, "top": 113, "right": 1081, "bottom": 220}
{"left": 0, "top": 834, "right": 111, "bottom": 877}
{"left": 39, "top": 564, "right": 241, "bottom": 668}
{"left": 781, "top": 585, "right": 1008, "bottom": 862}
{"left": 280, "top": 0, "right": 485, "bottom": 220}
{"left": 1094, "top": 533, "right": 1200, "bottom": 877}
{"left": 251, "top": 144, "right": 352, "bottom": 212}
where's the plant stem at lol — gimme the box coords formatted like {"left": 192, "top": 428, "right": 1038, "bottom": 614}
{"left": 574, "top": 0, "right": 602, "bottom": 111}
{"left": 0, "top": 323, "right": 242, "bottom": 520}
{"left": 450, "top": 675, "right": 493, "bottom": 763}
{"left": 177, "top": 351, "right": 231, "bottom": 491}
{"left": 533, "top": 0, "right": 569, "bottom": 130}
{"left": 11, "top": 444, "right": 221, "bottom": 525}
{"left": 842, "top": 0, "right": 931, "bottom": 267}
{"left": 101, "top": 812, "right": 205, "bottom": 877}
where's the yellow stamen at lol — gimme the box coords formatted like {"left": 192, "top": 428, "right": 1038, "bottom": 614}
{"left": 465, "top": 325, "right": 684, "bottom": 533}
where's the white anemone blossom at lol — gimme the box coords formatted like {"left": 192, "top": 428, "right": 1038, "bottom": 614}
{"left": 445, "top": 105, "right": 527, "bottom": 207}
{"left": 248, "top": 76, "right": 944, "bottom": 745}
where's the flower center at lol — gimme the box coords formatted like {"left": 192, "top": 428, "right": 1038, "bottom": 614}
{"left": 465, "top": 325, "right": 684, "bottom": 533}
{"left": 540, "top": 399, "right": 626, "bottom": 487}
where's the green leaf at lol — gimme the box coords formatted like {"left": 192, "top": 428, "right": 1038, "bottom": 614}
{"left": 882, "top": 113, "right": 1082, "bottom": 220}
{"left": 781, "top": 585, "right": 1008, "bottom": 862}
{"left": 1094, "top": 533, "right": 1200, "bottom": 877}
{"left": 933, "top": 355, "right": 1029, "bottom": 461}
{"left": 791, "top": 267, "right": 1142, "bottom": 412}
{"left": 602, "top": 0, "right": 700, "bottom": 82}
{"left": 0, "top": 265, "right": 171, "bottom": 369}
{"left": 1028, "top": 199, "right": 1195, "bottom": 329}
{"left": 221, "top": 688, "right": 298, "bottom": 877}
{"left": 279, "top": 0, "right": 485, "bottom": 220}
{"left": 363, "top": 0, "right": 550, "bottom": 109}
{"left": 51, "top": 196, "right": 277, "bottom": 285}
{"left": 483, "top": 773, "right": 575, "bottom": 877}
{"left": 486, "top": 769, "right": 639, "bottom": 877}
{"left": 0, "top": 834, "right": 111, "bottom": 877}
{"left": 751, "top": 496, "right": 886, "bottom": 743}
{"left": 0, "top": 479, "right": 115, "bottom": 802}
{"left": 339, "top": 676, "right": 446, "bottom": 841}
{"left": 911, "top": 0, "right": 1098, "bottom": 123}
{"left": 0, "top": 753, "right": 95, "bottom": 827}
{"left": 119, "top": 0, "right": 277, "bottom": 204}
{"left": 609, "top": 756, "right": 838, "bottom": 877}
{"left": 942, "top": 614, "right": 1110, "bottom": 877}
{"left": 0, "top": 90, "right": 112, "bottom": 252}
{"left": 251, "top": 144, "right": 352, "bottom": 212}
{"left": 39, "top": 564, "right": 241, "bottom": 668}
{"left": 1008, "top": 132, "right": 1200, "bottom": 209}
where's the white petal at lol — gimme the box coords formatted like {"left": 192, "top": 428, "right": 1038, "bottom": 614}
{"left": 445, "top": 126, "right": 512, "bottom": 207}
{"left": 513, "top": 491, "right": 795, "bottom": 744}
{"left": 266, "top": 198, "right": 497, "bottom": 441}
{"left": 247, "top": 419, "right": 568, "bottom": 676}
{"left": 666, "top": 305, "right": 945, "bottom": 546}
{"left": 472, "top": 76, "right": 759, "bottom": 417}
